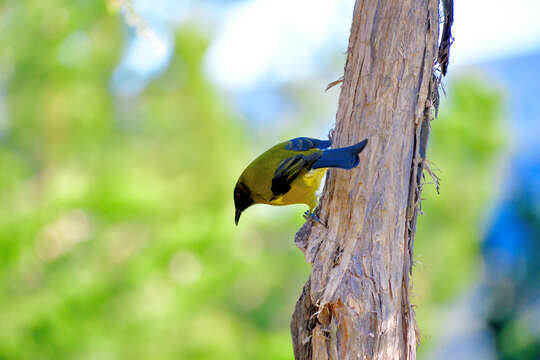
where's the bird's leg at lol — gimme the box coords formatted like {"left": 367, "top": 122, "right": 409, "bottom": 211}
{"left": 303, "top": 210, "right": 327, "bottom": 227}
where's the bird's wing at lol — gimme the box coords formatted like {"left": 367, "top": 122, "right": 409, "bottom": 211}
{"left": 271, "top": 152, "right": 321, "bottom": 199}
{"left": 284, "top": 137, "right": 332, "bottom": 151}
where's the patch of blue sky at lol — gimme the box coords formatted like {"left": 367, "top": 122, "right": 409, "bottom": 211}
{"left": 204, "top": 0, "right": 355, "bottom": 90}
{"left": 111, "top": 0, "right": 193, "bottom": 96}
{"left": 115, "top": 0, "right": 540, "bottom": 93}
{"left": 452, "top": 0, "right": 540, "bottom": 66}
{"left": 111, "top": 0, "right": 540, "bottom": 132}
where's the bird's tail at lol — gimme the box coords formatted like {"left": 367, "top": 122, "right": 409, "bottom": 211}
{"left": 312, "top": 138, "right": 368, "bottom": 170}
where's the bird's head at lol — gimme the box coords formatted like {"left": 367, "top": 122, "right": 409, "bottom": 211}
{"left": 233, "top": 181, "right": 254, "bottom": 226}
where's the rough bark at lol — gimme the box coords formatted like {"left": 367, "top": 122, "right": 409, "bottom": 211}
{"left": 291, "top": 1, "right": 452, "bottom": 359}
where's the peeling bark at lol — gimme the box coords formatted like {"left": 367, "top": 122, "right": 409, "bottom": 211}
{"left": 291, "top": 1, "right": 452, "bottom": 359}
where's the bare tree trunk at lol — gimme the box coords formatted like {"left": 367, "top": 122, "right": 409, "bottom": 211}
{"left": 291, "top": 1, "right": 453, "bottom": 359}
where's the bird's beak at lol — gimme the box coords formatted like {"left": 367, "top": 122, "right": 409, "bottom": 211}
{"left": 234, "top": 209, "right": 241, "bottom": 226}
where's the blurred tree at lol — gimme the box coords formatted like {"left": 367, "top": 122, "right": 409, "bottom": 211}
{"left": 414, "top": 77, "right": 505, "bottom": 358}
{"left": 483, "top": 160, "right": 540, "bottom": 359}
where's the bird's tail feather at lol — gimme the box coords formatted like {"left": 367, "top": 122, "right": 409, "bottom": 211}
{"left": 312, "top": 138, "right": 368, "bottom": 170}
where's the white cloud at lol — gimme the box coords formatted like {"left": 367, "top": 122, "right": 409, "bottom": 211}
{"left": 451, "top": 0, "right": 540, "bottom": 65}
{"left": 204, "top": 0, "right": 355, "bottom": 90}
{"left": 205, "top": 0, "right": 540, "bottom": 90}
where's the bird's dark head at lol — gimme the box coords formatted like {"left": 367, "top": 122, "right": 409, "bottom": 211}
{"left": 234, "top": 181, "right": 254, "bottom": 226}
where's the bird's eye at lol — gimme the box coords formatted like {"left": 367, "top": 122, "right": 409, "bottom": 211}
{"left": 234, "top": 192, "right": 240, "bottom": 198}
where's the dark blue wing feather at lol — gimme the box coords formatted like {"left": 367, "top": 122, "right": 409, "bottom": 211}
{"left": 312, "top": 139, "right": 368, "bottom": 170}
{"left": 284, "top": 137, "right": 332, "bottom": 151}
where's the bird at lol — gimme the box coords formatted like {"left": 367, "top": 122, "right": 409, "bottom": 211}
{"left": 233, "top": 137, "right": 368, "bottom": 225}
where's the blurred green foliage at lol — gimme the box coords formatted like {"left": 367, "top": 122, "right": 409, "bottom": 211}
{"left": 0, "top": 2, "right": 309, "bottom": 359}
{"left": 0, "top": 1, "right": 504, "bottom": 360}
{"left": 414, "top": 77, "right": 505, "bottom": 353}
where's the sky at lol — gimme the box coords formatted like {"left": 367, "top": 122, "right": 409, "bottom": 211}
{"left": 204, "top": 0, "right": 355, "bottom": 90}
{"left": 113, "top": 0, "right": 540, "bottom": 93}
{"left": 204, "top": 0, "right": 540, "bottom": 90}
{"left": 451, "top": 0, "right": 540, "bottom": 66}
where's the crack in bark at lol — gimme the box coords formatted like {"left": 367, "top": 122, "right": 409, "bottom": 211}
{"left": 291, "top": 279, "right": 319, "bottom": 359}
{"left": 437, "top": 0, "right": 454, "bottom": 76}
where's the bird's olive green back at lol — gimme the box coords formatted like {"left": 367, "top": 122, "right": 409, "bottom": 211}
{"left": 238, "top": 141, "right": 323, "bottom": 203}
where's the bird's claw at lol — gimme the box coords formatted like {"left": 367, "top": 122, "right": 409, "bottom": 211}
{"left": 303, "top": 210, "right": 327, "bottom": 227}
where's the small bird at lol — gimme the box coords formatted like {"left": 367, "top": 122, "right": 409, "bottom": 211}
{"left": 234, "top": 137, "right": 368, "bottom": 225}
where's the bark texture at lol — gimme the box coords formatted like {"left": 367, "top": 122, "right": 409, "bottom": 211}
{"left": 291, "top": 1, "right": 451, "bottom": 359}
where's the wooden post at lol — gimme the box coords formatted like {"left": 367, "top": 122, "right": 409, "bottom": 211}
{"left": 291, "top": 0, "right": 453, "bottom": 358}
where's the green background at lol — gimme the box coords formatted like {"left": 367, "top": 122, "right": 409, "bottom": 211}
{"left": 0, "top": 1, "right": 505, "bottom": 359}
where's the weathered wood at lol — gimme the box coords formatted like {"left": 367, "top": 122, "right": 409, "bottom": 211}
{"left": 291, "top": 0, "right": 448, "bottom": 359}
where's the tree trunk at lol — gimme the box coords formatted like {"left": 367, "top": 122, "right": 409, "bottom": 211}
{"left": 291, "top": 1, "right": 453, "bottom": 359}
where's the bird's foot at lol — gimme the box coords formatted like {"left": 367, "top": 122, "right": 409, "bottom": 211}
{"left": 328, "top": 128, "right": 335, "bottom": 142}
{"left": 303, "top": 210, "right": 327, "bottom": 227}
